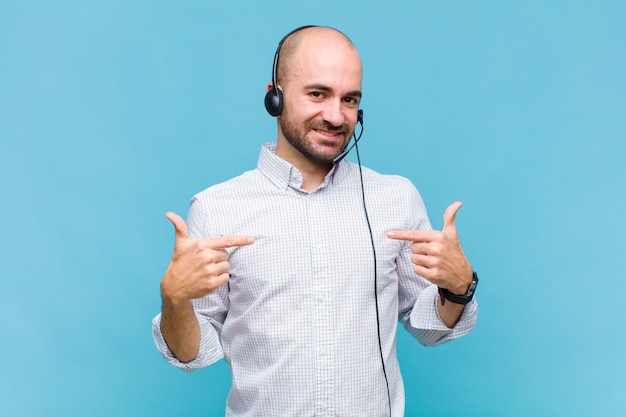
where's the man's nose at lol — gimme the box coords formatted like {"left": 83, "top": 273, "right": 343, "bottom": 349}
{"left": 321, "top": 100, "right": 345, "bottom": 128}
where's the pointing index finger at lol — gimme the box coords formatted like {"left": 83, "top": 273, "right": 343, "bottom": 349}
{"left": 386, "top": 230, "right": 434, "bottom": 242}
{"left": 203, "top": 235, "right": 255, "bottom": 249}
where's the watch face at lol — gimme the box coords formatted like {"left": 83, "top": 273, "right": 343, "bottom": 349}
{"left": 469, "top": 272, "right": 479, "bottom": 293}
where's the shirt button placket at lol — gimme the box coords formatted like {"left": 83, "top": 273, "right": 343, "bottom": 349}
{"left": 308, "top": 192, "right": 334, "bottom": 417}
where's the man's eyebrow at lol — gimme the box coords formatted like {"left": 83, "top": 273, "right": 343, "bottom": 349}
{"left": 304, "top": 83, "right": 362, "bottom": 98}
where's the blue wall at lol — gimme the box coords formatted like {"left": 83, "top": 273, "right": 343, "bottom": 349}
{"left": 2, "top": 1, "right": 625, "bottom": 416}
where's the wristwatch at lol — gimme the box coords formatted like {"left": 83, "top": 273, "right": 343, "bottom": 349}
{"left": 438, "top": 271, "right": 479, "bottom": 306}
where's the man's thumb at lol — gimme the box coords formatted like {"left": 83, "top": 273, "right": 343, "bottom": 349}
{"left": 165, "top": 212, "right": 190, "bottom": 241}
{"left": 443, "top": 201, "right": 463, "bottom": 233}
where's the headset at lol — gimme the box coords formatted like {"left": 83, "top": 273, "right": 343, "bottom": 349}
{"left": 264, "top": 25, "right": 365, "bottom": 163}
{"left": 265, "top": 27, "right": 391, "bottom": 417}
{"left": 264, "top": 25, "right": 315, "bottom": 117}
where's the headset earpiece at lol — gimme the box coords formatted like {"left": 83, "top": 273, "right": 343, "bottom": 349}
{"left": 264, "top": 85, "right": 283, "bottom": 117}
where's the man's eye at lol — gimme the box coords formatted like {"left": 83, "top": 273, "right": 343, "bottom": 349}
{"left": 311, "top": 91, "right": 322, "bottom": 98}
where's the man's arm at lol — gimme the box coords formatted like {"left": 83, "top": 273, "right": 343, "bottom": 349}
{"left": 160, "top": 298, "right": 201, "bottom": 363}
{"left": 390, "top": 201, "right": 477, "bottom": 341}
{"left": 157, "top": 212, "right": 253, "bottom": 363}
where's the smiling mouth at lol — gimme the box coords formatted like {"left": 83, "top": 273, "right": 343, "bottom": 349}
{"left": 313, "top": 128, "right": 346, "bottom": 139}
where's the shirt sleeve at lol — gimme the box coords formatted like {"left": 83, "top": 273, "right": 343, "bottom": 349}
{"left": 400, "top": 284, "right": 478, "bottom": 346}
{"left": 151, "top": 196, "right": 230, "bottom": 371}
{"left": 396, "top": 184, "right": 478, "bottom": 346}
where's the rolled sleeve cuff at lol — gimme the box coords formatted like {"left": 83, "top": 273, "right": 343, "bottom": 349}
{"left": 406, "top": 284, "right": 478, "bottom": 346}
{"left": 152, "top": 312, "right": 224, "bottom": 372}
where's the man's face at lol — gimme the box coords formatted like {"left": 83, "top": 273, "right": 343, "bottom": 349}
{"left": 276, "top": 34, "right": 362, "bottom": 165}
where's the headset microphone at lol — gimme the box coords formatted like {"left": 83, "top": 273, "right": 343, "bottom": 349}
{"left": 333, "top": 109, "right": 364, "bottom": 164}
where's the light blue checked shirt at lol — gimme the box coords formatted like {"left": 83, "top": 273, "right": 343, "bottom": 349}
{"left": 153, "top": 142, "right": 477, "bottom": 417}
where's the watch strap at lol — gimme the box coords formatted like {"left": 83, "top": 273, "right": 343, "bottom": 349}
{"left": 439, "top": 271, "right": 478, "bottom": 306}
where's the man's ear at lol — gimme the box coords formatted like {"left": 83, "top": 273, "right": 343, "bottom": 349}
{"left": 266, "top": 82, "right": 274, "bottom": 93}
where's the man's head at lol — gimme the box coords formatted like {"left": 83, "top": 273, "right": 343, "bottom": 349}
{"left": 266, "top": 26, "right": 363, "bottom": 167}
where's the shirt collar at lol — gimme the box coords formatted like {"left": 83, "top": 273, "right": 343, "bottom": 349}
{"left": 257, "top": 142, "right": 348, "bottom": 192}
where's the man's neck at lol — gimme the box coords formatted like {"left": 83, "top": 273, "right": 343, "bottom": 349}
{"left": 275, "top": 141, "right": 332, "bottom": 192}
{"left": 297, "top": 161, "right": 332, "bottom": 191}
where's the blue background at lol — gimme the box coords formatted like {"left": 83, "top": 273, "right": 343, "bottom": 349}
{"left": 2, "top": 1, "right": 625, "bottom": 416}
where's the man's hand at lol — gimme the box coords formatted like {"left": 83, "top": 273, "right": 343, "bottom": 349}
{"left": 387, "top": 201, "right": 472, "bottom": 295}
{"left": 161, "top": 212, "right": 255, "bottom": 305}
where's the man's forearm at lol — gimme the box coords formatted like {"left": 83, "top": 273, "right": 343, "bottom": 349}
{"left": 437, "top": 296, "right": 466, "bottom": 329}
{"left": 160, "top": 298, "right": 201, "bottom": 363}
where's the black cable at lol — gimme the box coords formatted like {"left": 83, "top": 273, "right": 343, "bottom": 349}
{"left": 354, "top": 138, "right": 392, "bottom": 417}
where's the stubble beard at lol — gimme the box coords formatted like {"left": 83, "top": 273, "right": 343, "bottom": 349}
{"left": 279, "top": 114, "right": 351, "bottom": 164}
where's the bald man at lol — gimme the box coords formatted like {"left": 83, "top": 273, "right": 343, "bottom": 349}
{"left": 153, "top": 26, "right": 478, "bottom": 417}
